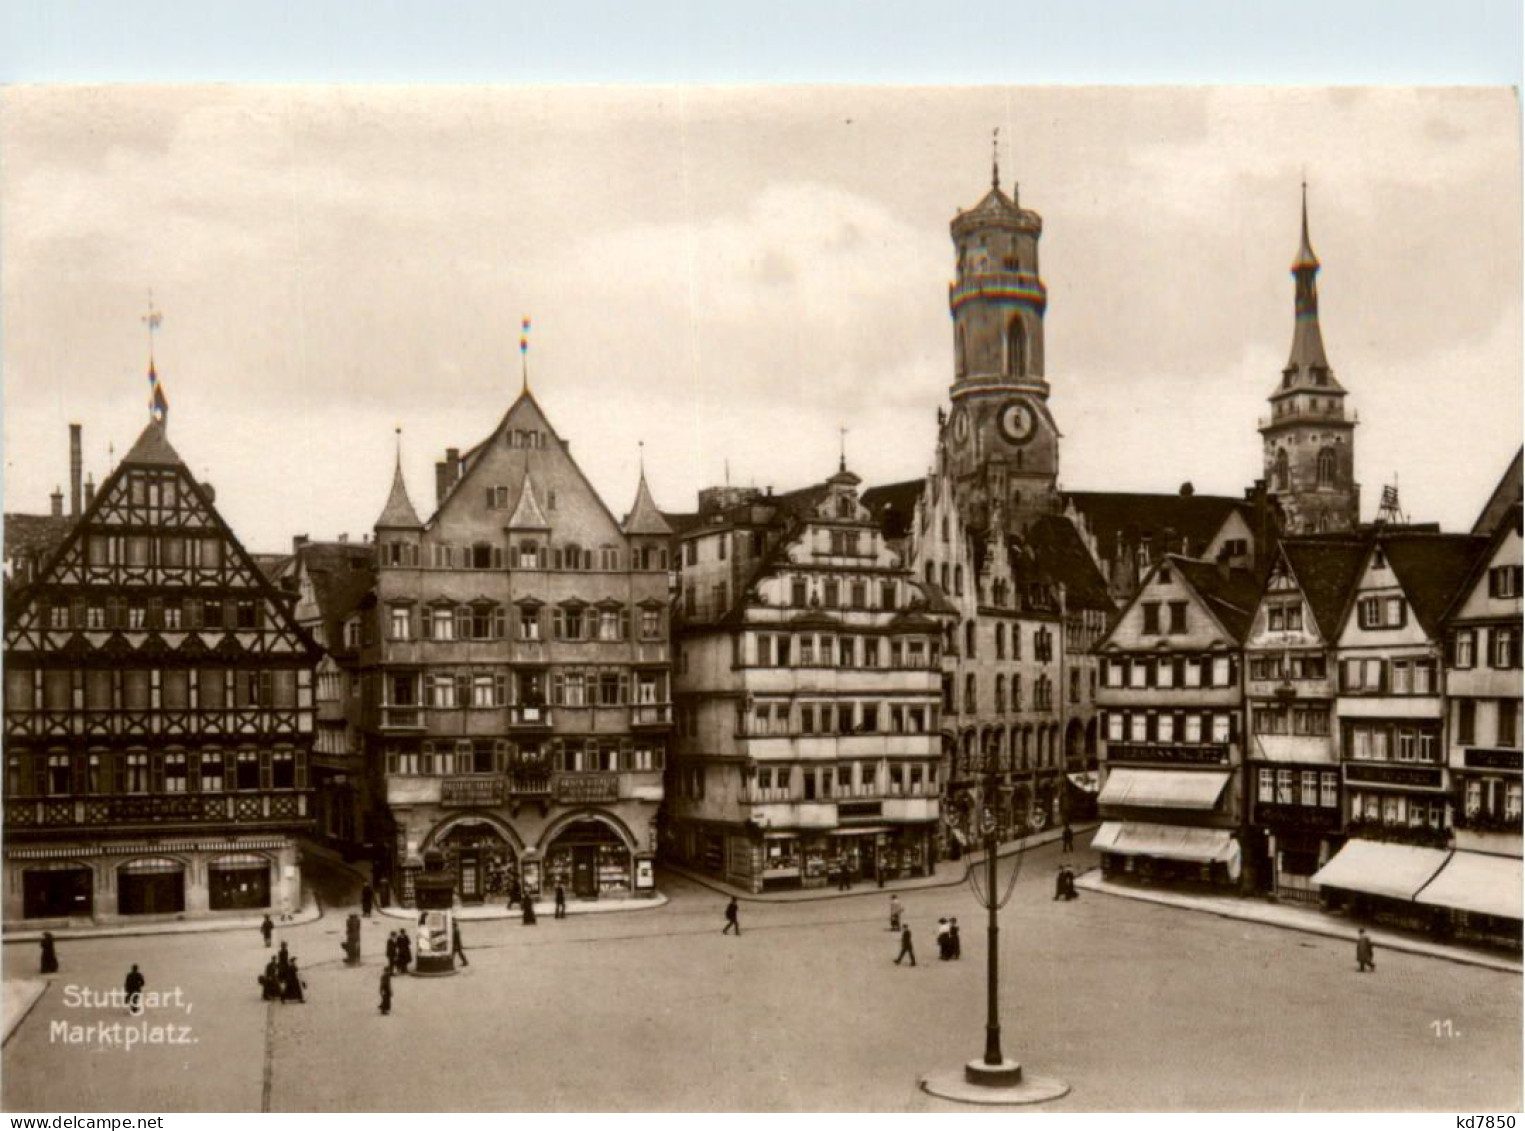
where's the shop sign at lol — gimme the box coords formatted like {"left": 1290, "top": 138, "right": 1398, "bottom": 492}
{"left": 554, "top": 774, "right": 619, "bottom": 804}
{"left": 1465, "top": 748, "right": 1523, "bottom": 771}
{"left": 1344, "top": 763, "right": 1443, "bottom": 789}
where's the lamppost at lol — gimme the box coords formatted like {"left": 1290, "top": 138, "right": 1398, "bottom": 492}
{"left": 919, "top": 754, "right": 1070, "bottom": 1106}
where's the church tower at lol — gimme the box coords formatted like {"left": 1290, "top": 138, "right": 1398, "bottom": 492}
{"left": 938, "top": 157, "right": 1061, "bottom": 535}
{"left": 1259, "top": 187, "right": 1360, "bottom": 534}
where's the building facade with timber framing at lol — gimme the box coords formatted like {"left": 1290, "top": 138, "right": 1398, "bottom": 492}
{"left": 3, "top": 417, "right": 318, "bottom": 924}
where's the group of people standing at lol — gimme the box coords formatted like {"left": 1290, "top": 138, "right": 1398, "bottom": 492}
{"left": 259, "top": 940, "right": 306, "bottom": 1003}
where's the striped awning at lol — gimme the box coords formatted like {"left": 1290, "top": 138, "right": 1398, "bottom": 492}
{"left": 1099, "top": 768, "right": 1229, "bottom": 810}
{"left": 1090, "top": 820, "right": 1237, "bottom": 864}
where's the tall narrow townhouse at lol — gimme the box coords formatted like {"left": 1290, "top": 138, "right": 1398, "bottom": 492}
{"left": 1094, "top": 556, "right": 1261, "bottom": 891}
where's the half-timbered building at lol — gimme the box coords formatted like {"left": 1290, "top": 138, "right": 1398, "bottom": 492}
{"left": 3, "top": 417, "right": 318, "bottom": 923}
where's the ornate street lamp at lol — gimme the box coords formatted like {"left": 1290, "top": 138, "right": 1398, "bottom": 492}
{"left": 919, "top": 756, "right": 1070, "bottom": 1106}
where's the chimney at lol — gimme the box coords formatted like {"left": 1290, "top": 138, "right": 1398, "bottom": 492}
{"left": 435, "top": 460, "right": 450, "bottom": 504}
{"left": 337, "top": 532, "right": 349, "bottom": 544}
{"left": 50, "top": 486, "right": 64, "bottom": 518}
{"left": 84, "top": 473, "right": 95, "bottom": 510}
{"left": 69, "top": 424, "right": 83, "bottom": 517}
{"left": 446, "top": 448, "right": 462, "bottom": 486}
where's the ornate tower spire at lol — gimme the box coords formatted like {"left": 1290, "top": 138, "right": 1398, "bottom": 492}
{"left": 376, "top": 427, "right": 423, "bottom": 529}
{"left": 1286, "top": 181, "right": 1330, "bottom": 377}
{"left": 1259, "top": 183, "right": 1359, "bottom": 535}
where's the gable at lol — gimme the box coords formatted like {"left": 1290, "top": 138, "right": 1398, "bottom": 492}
{"left": 1451, "top": 525, "right": 1523, "bottom": 623}
{"left": 1247, "top": 554, "right": 1321, "bottom": 649}
{"left": 5, "top": 446, "right": 317, "bottom": 664}
{"left": 1102, "top": 559, "right": 1235, "bottom": 651}
{"left": 430, "top": 393, "right": 627, "bottom": 550}
{"left": 1335, "top": 546, "right": 1429, "bottom": 648}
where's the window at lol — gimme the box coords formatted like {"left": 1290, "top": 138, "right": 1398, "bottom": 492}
{"left": 995, "top": 624, "right": 1007, "bottom": 660}
{"left": 1129, "top": 714, "right": 1147, "bottom": 743}
{"left": 1489, "top": 565, "right": 1523, "bottom": 599}
{"left": 881, "top": 582, "right": 895, "bottom": 610}
{"left": 519, "top": 606, "right": 542, "bottom": 641}
{"left": 1276, "top": 769, "right": 1294, "bottom": 804}
{"left": 1493, "top": 627, "right": 1520, "bottom": 669}
{"left": 1258, "top": 767, "right": 1274, "bottom": 803}
{"left": 1320, "top": 772, "right": 1338, "bottom": 808}
{"left": 1340, "top": 658, "right": 1384, "bottom": 692}
{"left": 1458, "top": 699, "right": 1477, "bottom": 745}
{"left": 1316, "top": 446, "right": 1337, "bottom": 487}
{"left": 1184, "top": 715, "right": 1202, "bottom": 744}
{"left": 1129, "top": 660, "right": 1148, "bottom": 689}
{"left": 1499, "top": 698, "right": 1520, "bottom": 748}
{"left": 227, "top": 750, "right": 258, "bottom": 791}
{"left": 388, "top": 605, "right": 412, "bottom": 640}
{"left": 1141, "top": 602, "right": 1160, "bottom": 634}
{"left": 1212, "top": 715, "right": 1231, "bottom": 744}
{"left": 1455, "top": 630, "right": 1477, "bottom": 669}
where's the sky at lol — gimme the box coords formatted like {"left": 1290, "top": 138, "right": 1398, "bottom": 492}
{"left": 2, "top": 85, "right": 1520, "bottom": 552}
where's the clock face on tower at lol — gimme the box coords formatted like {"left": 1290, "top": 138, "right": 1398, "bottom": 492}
{"left": 997, "top": 398, "right": 1038, "bottom": 446}
{"left": 951, "top": 407, "right": 971, "bottom": 445}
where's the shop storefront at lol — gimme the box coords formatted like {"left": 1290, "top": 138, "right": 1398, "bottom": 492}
{"left": 436, "top": 821, "right": 518, "bottom": 904}
{"left": 1092, "top": 820, "right": 1242, "bottom": 889}
{"left": 545, "top": 819, "right": 633, "bottom": 899}
{"left": 22, "top": 862, "right": 94, "bottom": 919}
{"left": 208, "top": 854, "right": 272, "bottom": 911}
{"left": 117, "top": 858, "right": 186, "bottom": 916}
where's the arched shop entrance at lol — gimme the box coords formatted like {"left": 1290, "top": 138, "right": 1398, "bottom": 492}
{"left": 431, "top": 820, "right": 519, "bottom": 904}
{"left": 208, "top": 854, "right": 272, "bottom": 911}
{"left": 22, "top": 862, "right": 93, "bottom": 919}
{"left": 117, "top": 857, "right": 186, "bottom": 916}
{"left": 544, "top": 816, "right": 633, "bottom": 899}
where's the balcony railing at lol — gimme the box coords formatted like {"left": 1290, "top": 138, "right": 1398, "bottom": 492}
{"left": 508, "top": 705, "right": 553, "bottom": 729}
{"left": 631, "top": 703, "right": 672, "bottom": 727}
{"left": 380, "top": 706, "right": 424, "bottom": 730}
{"left": 4, "top": 789, "right": 312, "bottom": 831}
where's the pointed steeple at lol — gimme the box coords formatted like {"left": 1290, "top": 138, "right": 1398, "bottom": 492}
{"left": 508, "top": 474, "right": 552, "bottom": 530}
{"left": 376, "top": 429, "right": 422, "bottom": 529}
{"left": 1285, "top": 181, "right": 1332, "bottom": 379}
{"left": 623, "top": 465, "right": 672, "bottom": 536}
{"left": 121, "top": 418, "right": 183, "bottom": 467}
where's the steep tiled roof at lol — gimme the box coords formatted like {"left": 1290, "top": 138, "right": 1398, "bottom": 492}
{"left": 661, "top": 511, "right": 703, "bottom": 535}
{"left": 120, "top": 420, "right": 184, "bottom": 467}
{"left": 1473, "top": 447, "right": 1523, "bottom": 538}
{"left": 861, "top": 478, "right": 926, "bottom": 541}
{"left": 1065, "top": 491, "right": 1250, "bottom": 563}
{"left": 3, "top": 513, "right": 75, "bottom": 589}
{"left": 622, "top": 473, "right": 673, "bottom": 536}
{"left": 251, "top": 553, "right": 295, "bottom": 585}
{"left": 1381, "top": 533, "right": 1490, "bottom": 637}
{"left": 1023, "top": 515, "right": 1115, "bottom": 614}
{"left": 375, "top": 459, "right": 422, "bottom": 529}
{"left": 1280, "top": 539, "right": 1368, "bottom": 639}
{"left": 1171, "top": 557, "right": 1263, "bottom": 642}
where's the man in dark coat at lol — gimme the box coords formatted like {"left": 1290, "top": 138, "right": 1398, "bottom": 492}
{"left": 281, "top": 958, "right": 305, "bottom": 1003}
{"left": 361, "top": 882, "right": 374, "bottom": 918}
{"left": 385, "top": 931, "right": 399, "bottom": 973}
{"left": 39, "top": 932, "right": 58, "bottom": 975}
{"left": 554, "top": 883, "right": 567, "bottom": 919}
{"left": 522, "top": 896, "right": 537, "bottom": 925}
{"left": 396, "top": 931, "right": 412, "bottom": 973}
{"left": 260, "top": 915, "right": 274, "bottom": 948}
{"left": 451, "top": 921, "right": 469, "bottom": 967}
{"left": 124, "top": 964, "right": 145, "bottom": 1015}
{"left": 1054, "top": 867, "right": 1069, "bottom": 901}
{"left": 261, "top": 958, "right": 281, "bottom": 1000}
{"left": 507, "top": 876, "right": 521, "bottom": 911}
{"left": 1061, "top": 823, "right": 1075, "bottom": 853}
{"left": 949, "top": 918, "right": 962, "bottom": 959}
{"left": 722, "top": 897, "right": 740, "bottom": 935}
{"left": 894, "top": 924, "right": 916, "bottom": 966}
{"left": 1356, "top": 928, "right": 1376, "bottom": 972}
{"left": 378, "top": 967, "right": 393, "bottom": 1016}
{"left": 276, "top": 941, "right": 292, "bottom": 980}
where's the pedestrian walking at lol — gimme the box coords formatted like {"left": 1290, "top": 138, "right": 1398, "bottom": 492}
{"left": 39, "top": 932, "right": 58, "bottom": 975}
{"left": 507, "top": 876, "right": 521, "bottom": 911}
{"left": 1053, "top": 866, "right": 1068, "bottom": 901}
{"left": 722, "top": 897, "right": 741, "bottom": 935}
{"left": 888, "top": 895, "right": 903, "bottom": 932}
{"left": 378, "top": 967, "right": 393, "bottom": 1016}
{"left": 396, "top": 931, "right": 412, "bottom": 973}
{"left": 452, "top": 921, "right": 469, "bottom": 967}
{"left": 522, "top": 896, "right": 538, "bottom": 925}
{"left": 949, "top": 917, "right": 962, "bottom": 959}
{"left": 385, "top": 931, "right": 399, "bottom": 973}
{"left": 1061, "top": 823, "right": 1074, "bottom": 853}
{"left": 936, "top": 918, "right": 952, "bottom": 960}
{"left": 894, "top": 924, "right": 916, "bottom": 966}
{"left": 261, "top": 957, "right": 281, "bottom": 1000}
{"left": 361, "top": 882, "right": 374, "bottom": 918}
{"left": 1355, "top": 928, "right": 1376, "bottom": 973}
{"left": 376, "top": 875, "right": 391, "bottom": 909}
{"left": 260, "top": 914, "right": 274, "bottom": 948}
{"left": 554, "top": 883, "right": 567, "bottom": 919}
{"left": 124, "top": 964, "right": 145, "bottom": 1015}
{"left": 281, "top": 958, "right": 305, "bottom": 1003}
